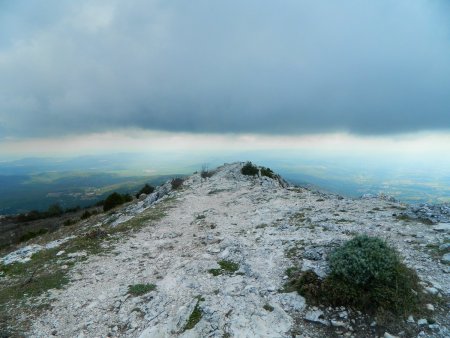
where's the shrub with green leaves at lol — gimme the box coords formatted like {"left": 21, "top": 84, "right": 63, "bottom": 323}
{"left": 103, "top": 192, "right": 132, "bottom": 211}
{"left": 200, "top": 164, "right": 214, "bottom": 179}
{"left": 241, "top": 162, "right": 259, "bottom": 176}
{"left": 18, "top": 228, "right": 49, "bottom": 242}
{"left": 171, "top": 178, "right": 184, "bottom": 190}
{"left": 260, "top": 167, "right": 275, "bottom": 178}
{"left": 136, "top": 184, "right": 155, "bottom": 198}
{"left": 328, "top": 235, "right": 400, "bottom": 286}
{"left": 291, "top": 235, "right": 426, "bottom": 316}
{"left": 81, "top": 210, "right": 92, "bottom": 220}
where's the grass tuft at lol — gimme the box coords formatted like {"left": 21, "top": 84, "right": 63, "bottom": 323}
{"left": 184, "top": 299, "right": 203, "bottom": 331}
{"left": 128, "top": 283, "right": 156, "bottom": 296}
{"left": 208, "top": 260, "right": 239, "bottom": 276}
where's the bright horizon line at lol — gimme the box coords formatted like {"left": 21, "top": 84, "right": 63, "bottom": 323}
{"left": 1, "top": 129, "right": 450, "bottom": 161}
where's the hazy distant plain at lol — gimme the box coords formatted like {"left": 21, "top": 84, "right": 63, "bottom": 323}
{"left": 0, "top": 151, "right": 448, "bottom": 215}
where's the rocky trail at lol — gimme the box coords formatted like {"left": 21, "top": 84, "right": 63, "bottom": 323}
{"left": 1, "top": 163, "right": 449, "bottom": 338}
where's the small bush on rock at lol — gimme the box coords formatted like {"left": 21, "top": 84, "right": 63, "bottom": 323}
{"left": 328, "top": 235, "right": 400, "bottom": 286}
{"left": 171, "top": 178, "right": 184, "bottom": 190}
{"left": 200, "top": 164, "right": 214, "bottom": 179}
{"left": 260, "top": 167, "right": 275, "bottom": 178}
{"left": 136, "top": 184, "right": 155, "bottom": 198}
{"left": 291, "top": 235, "right": 426, "bottom": 316}
{"left": 103, "top": 192, "right": 131, "bottom": 212}
{"left": 241, "top": 162, "right": 259, "bottom": 176}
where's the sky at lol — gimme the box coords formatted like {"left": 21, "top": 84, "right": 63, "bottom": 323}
{"left": 0, "top": 0, "right": 450, "bottom": 159}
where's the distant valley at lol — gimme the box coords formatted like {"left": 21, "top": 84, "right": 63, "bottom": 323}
{"left": 0, "top": 152, "right": 449, "bottom": 216}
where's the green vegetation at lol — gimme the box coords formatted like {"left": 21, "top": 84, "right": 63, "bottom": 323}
{"left": 285, "top": 266, "right": 300, "bottom": 278}
{"left": 128, "top": 283, "right": 156, "bottom": 296}
{"left": 260, "top": 167, "right": 275, "bottom": 178}
{"left": 135, "top": 184, "right": 155, "bottom": 198}
{"left": 81, "top": 210, "right": 93, "bottom": 220}
{"left": 395, "top": 213, "right": 434, "bottom": 225}
{"left": 63, "top": 218, "right": 77, "bottom": 226}
{"left": 241, "top": 161, "right": 259, "bottom": 176}
{"left": 18, "top": 228, "right": 49, "bottom": 242}
{"left": 171, "top": 178, "right": 184, "bottom": 190}
{"left": 200, "top": 165, "right": 214, "bottom": 179}
{"left": 103, "top": 192, "right": 132, "bottom": 212}
{"left": 207, "top": 188, "right": 230, "bottom": 195}
{"left": 328, "top": 236, "right": 400, "bottom": 286}
{"left": 263, "top": 304, "right": 274, "bottom": 312}
{"left": 17, "top": 203, "right": 64, "bottom": 222}
{"left": 287, "top": 235, "right": 429, "bottom": 317}
{"left": 184, "top": 298, "right": 203, "bottom": 331}
{"left": 290, "top": 212, "right": 306, "bottom": 225}
{"left": 0, "top": 195, "right": 176, "bottom": 334}
{"left": 208, "top": 260, "right": 239, "bottom": 276}
{"left": 0, "top": 247, "right": 70, "bottom": 313}
{"left": 65, "top": 205, "right": 81, "bottom": 213}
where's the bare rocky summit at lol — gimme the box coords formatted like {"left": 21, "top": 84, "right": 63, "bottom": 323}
{"left": 1, "top": 162, "right": 449, "bottom": 337}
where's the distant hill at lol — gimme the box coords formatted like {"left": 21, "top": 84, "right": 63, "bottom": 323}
{"left": 0, "top": 172, "right": 175, "bottom": 215}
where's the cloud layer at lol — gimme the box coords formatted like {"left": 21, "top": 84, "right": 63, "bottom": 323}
{"left": 1, "top": 0, "right": 450, "bottom": 138}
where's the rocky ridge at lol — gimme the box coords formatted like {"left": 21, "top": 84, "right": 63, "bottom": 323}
{"left": 1, "top": 162, "right": 449, "bottom": 337}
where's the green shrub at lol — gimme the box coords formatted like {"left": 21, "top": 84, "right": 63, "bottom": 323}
{"left": 263, "top": 304, "right": 274, "bottom": 312}
{"left": 17, "top": 210, "right": 41, "bottom": 222}
{"left": 171, "top": 178, "right": 184, "bottom": 190}
{"left": 122, "top": 193, "right": 133, "bottom": 202}
{"left": 103, "top": 192, "right": 122, "bottom": 211}
{"left": 103, "top": 192, "right": 130, "bottom": 211}
{"left": 136, "top": 184, "right": 155, "bottom": 198}
{"left": 18, "top": 228, "right": 49, "bottom": 242}
{"left": 260, "top": 167, "right": 275, "bottom": 178}
{"left": 292, "top": 235, "right": 425, "bottom": 316}
{"left": 46, "top": 204, "right": 64, "bottom": 217}
{"left": 241, "top": 162, "right": 258, "bottom": 176}
{"left": 65, "top": 205, "right": 81, "bottom": 213}
{"left": 63, "top": 219, "right": 77, "bottom": 226}
{"left": 328, "top": 235, "right": 399, "bottom": 286}
{"left": 81, "top": 210, "right": 92, "bottom": 220}
{"left": 200, "top": 165, "right": 214, "bottom": 179}
{"left": 17, "top": 203, "right": 63, "bottom": 222}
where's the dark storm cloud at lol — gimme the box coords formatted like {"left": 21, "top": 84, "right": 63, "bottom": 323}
{"left": 1, "top": 0, "right": 450, "bottom": 137}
